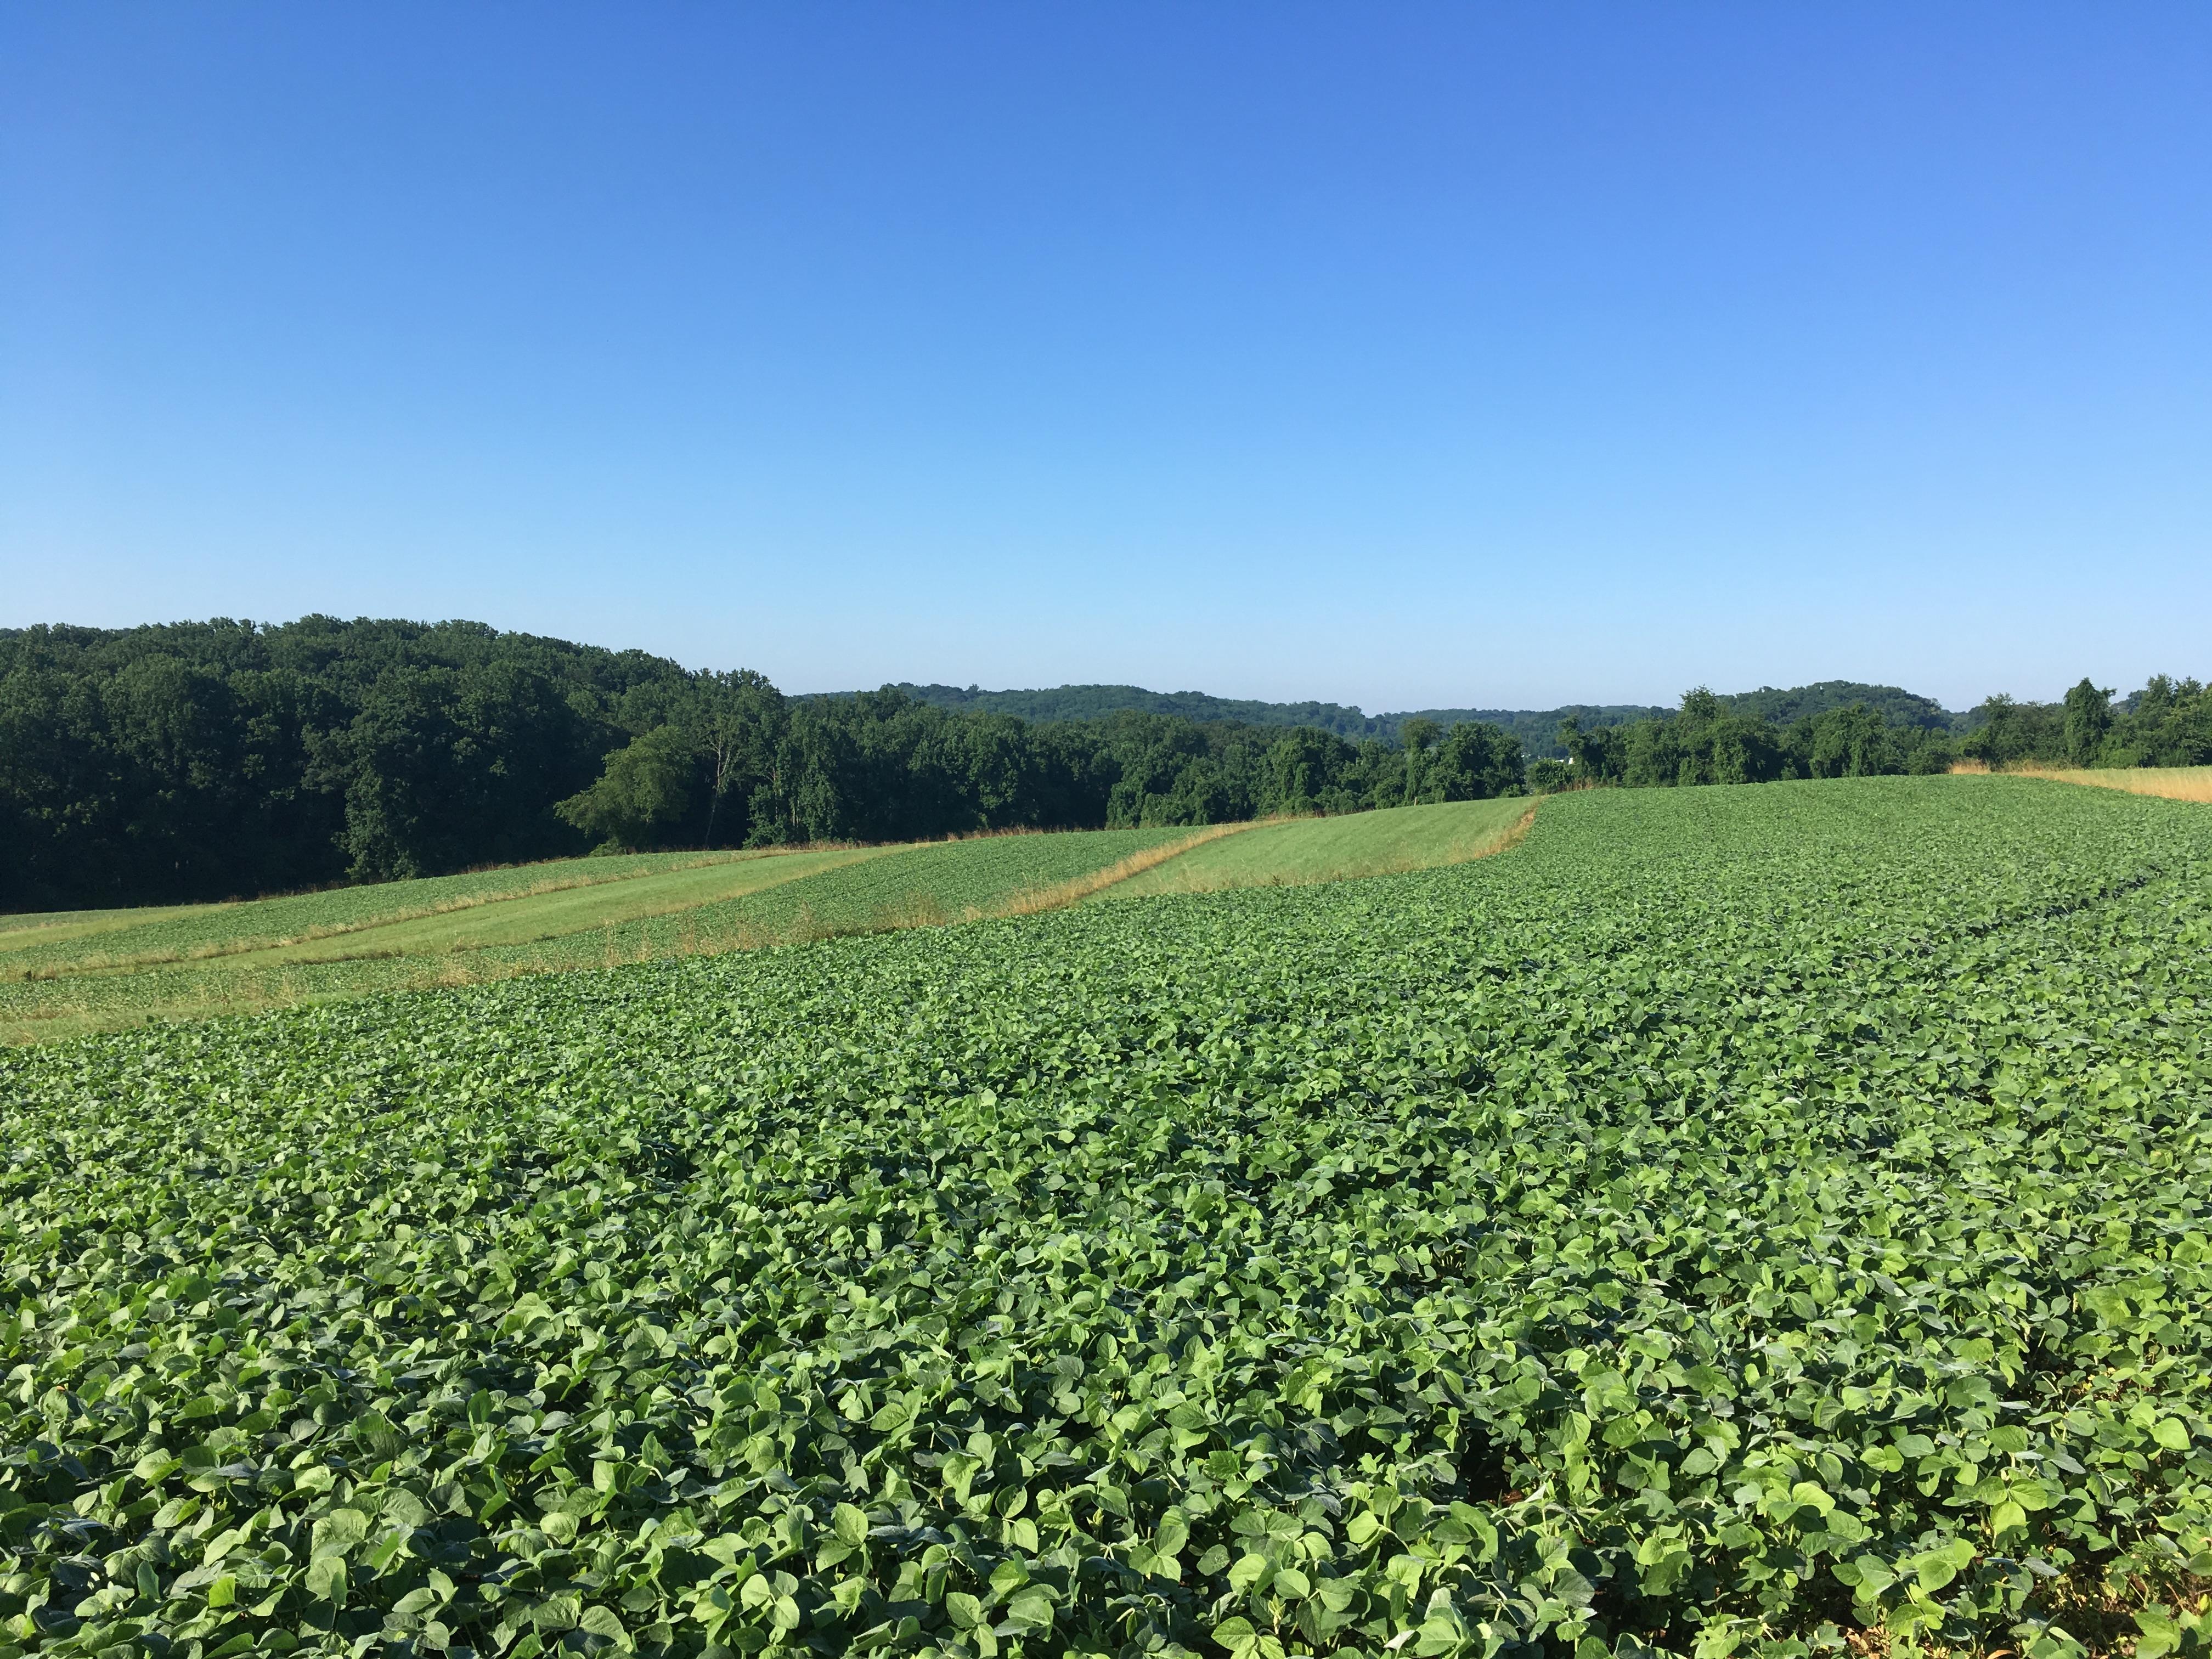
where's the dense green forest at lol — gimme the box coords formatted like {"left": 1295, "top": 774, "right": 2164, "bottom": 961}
{"left": 4, "top": 619, "right": 2205, "bottom": 911}
{"left": 0, "top": 621, "right": 1526, "bottom": 910}
{"left": 879, "top": 682, "right": 1390, "bottom": 737}
{"left": 887, "top": 678, "right": 1960, "bottom": 755}
{"left": 1551, "top": 678, "right": 2212, "bottom": 788}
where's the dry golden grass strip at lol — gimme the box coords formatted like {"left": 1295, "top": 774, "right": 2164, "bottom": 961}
{"left": 1955, "top": 761, "right": 2212, "bottom": 803}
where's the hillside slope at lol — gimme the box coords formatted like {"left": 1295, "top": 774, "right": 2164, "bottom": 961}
{"left": 0, "top": 826, "right": 1206, "bottom": 1042}
{"left": 0, "top": 794, "right": 1557, "bottom": 1042}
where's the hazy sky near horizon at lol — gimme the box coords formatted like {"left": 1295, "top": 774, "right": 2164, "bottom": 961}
{"left": 4, "top": 5, "right": 2208, "bottom": 713}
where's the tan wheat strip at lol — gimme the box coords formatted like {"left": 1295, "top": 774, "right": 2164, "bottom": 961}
{"left": 1951, "top": 762, "right": 2212, "bottom": 804}
{"left": 2024, "top": 766, "right": 2212, "bottom": 804}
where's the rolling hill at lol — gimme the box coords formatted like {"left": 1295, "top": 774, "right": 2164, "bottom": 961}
{"left": 0, "top": 800, "right": 1533, "bottom": 1043}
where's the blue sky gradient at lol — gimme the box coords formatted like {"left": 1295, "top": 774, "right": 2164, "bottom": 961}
{"left": 4, "top": 4, "right": 2207, "bottom": 710}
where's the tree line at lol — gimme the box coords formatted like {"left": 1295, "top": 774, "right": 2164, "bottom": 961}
{"left": 0, "top": 619, "right": 1527, "bottom": 910}
{"left": 1550, "top": 677, "right": 2211, "bottom": 789}
{"left": 1960, "top": 676, "right": 2212, "bottom": 771}
{"left": 887, "top": 678, "right": 1959, "bottom": 755}
{"left": 3, "top": 618, "right": 2203, "bottom": 912}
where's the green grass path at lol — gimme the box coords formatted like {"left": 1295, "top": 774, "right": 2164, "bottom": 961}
{"left": 0, "top": 847, "right": 780, "bottom": 979}
{"left": 1098, "top": 795, "right": 1532, "bottom": 899}
{"left": 222, "top": 847, "right": 883, "bottom": 965}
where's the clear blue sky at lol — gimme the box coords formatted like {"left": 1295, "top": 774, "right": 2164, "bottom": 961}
{"left": 4, "top": 5, "right": 2207, "bottom": 712}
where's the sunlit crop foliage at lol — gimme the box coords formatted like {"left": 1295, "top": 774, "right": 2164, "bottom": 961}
{"left": 2, "top": 778, "right": 2208, "bottom": 1658}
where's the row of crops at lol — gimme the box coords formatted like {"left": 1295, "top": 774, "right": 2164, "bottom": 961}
{"left": 3, "top": 777, "right": 2210, "bottom": 1657}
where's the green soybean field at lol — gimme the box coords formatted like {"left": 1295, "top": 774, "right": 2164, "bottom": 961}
{"left": 4, "top": 777, "right": 2211, "bottom": 1659}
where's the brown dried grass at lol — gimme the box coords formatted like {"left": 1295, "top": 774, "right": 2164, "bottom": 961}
{"left": 1951, "top": 760, "right": 2212, "bottom": 803}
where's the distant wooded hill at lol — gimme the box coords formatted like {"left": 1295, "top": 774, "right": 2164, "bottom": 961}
{"left": 873, "top": 680, "right": 1961, "bottom": 757}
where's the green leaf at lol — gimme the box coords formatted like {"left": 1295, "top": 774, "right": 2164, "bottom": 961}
{"left": 1789, "top": 1481, "right": 1834, "bottom": 1517}
{"left": 579, "top": 1604, "right": 630, "bottom": 1645}
{"left": 1838, "top": 1555, "right": 1895, "bottom": 1598}
{"left": 1825, "top": 1509, "right": 1870, "bottom": 1545}
{"left": 1155, "top": 1510, "right": 1191, "bottom": 1558}
{"left": 1915, "top": 1554, "right": 1959, "bottom": 1594}
{"left": 2136, "top": 1606, "right": 2182, "bottom": 1659}
{"left": 1212, "top": 1616, "right": 1259, "bottom": 1654}
{"left": 305, "top": 1553, "right": 347, "bottom": 1604}
{"left": 311, "top": 1508, "right": 371, "bottom": 1554}
{"left": 944, "top": 1452, "right": 983, "bottom": 1504}
{"left": 1228, "top": 1553, "right": 1272, "bottom": 1593}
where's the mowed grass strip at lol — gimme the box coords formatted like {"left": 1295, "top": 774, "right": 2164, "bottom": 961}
{"left": 0, "top": 846, "right": 790, "bottom": 980}
{"left": 221, "top": 847, "right": 887, "bottom": 965}
{"left": 0, "top": 824, "right": 1214, "bottom": 1042}
{"left": 994, "top": 821, "right": 1263, "bottom": 913}
{"left": 1097, "top": 794, "right": 1533, "bottom": 899}
{"left": 541, "top": 823, "right": 1217, "bottom": 956}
